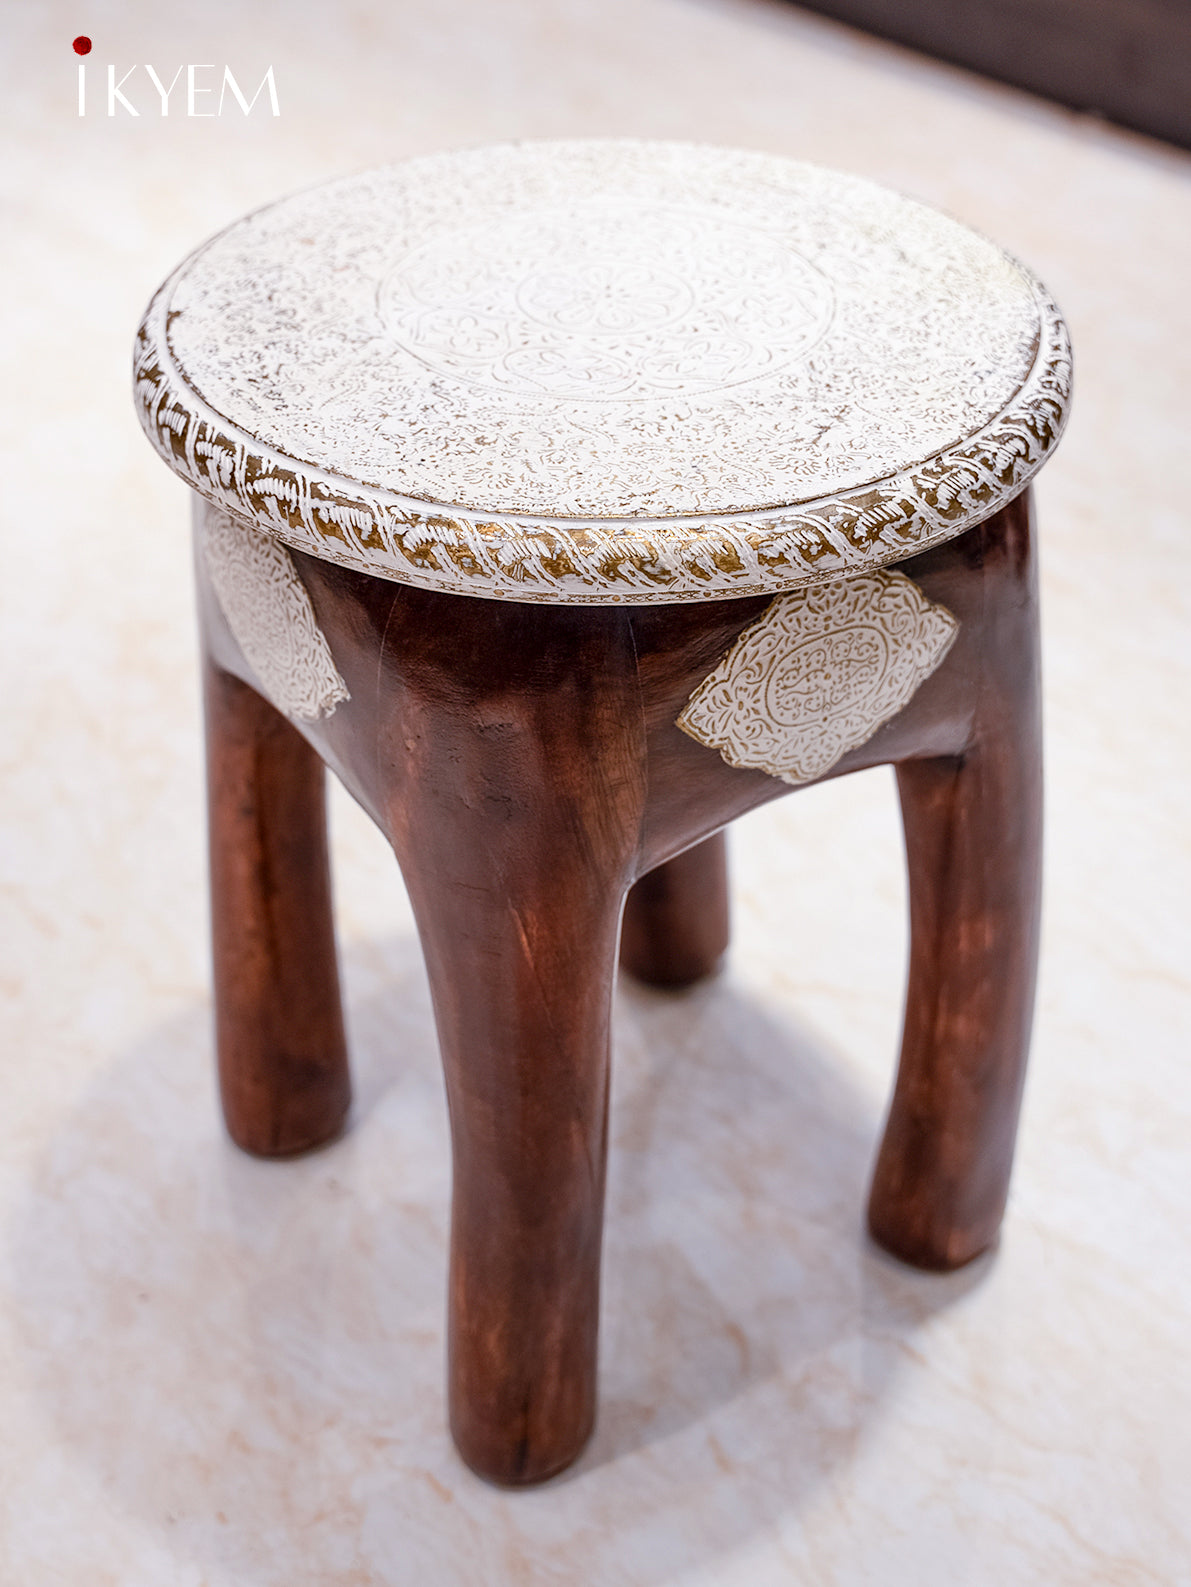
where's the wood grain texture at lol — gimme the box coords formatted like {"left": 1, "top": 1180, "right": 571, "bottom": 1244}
{"left": 202, "top": 651, "right": 350, "bottom": 1157}
{"left": 868, "top": 491, "right": 1042, "bottom": 1269}
{"left": 621, "top": 833, "right": 731, "bottom": 988}
{"left": 196, "top": 490, "right": 1042, "bottom": 1482}
{"left": 373, "top": 598, "right": 647, "bottom": 1485}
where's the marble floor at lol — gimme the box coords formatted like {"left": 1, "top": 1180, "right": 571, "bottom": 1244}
{"left": 2, "top": 1, "right": 1190, "bottom": 1582}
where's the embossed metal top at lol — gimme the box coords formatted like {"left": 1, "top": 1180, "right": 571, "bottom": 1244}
{"left": 135, "top": 140, "right": 1070, "bottom": 603}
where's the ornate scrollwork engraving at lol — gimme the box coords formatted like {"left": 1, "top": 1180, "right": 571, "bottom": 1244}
{"left": 677, "top": 571, "right": 958, "bottom": 784}
{"left": 201, "top": 507, "right": 349, "bottom": 721}
{"left": 135, "top": 141, "right": 1071, "bottom": 606}
{"left": 378, "top": 204, "right": 835, "bottom": 402}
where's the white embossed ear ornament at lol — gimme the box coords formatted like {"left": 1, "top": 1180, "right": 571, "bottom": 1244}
{"left": 199, "top": 507, "right": 350, "bottom": 722}
{"left": 677, "top": 570, "right": 958, "bottom": 785}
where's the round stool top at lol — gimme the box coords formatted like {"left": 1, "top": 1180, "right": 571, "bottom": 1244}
{"left": 135, "top": 140, "right": 1070, "bottom": 605}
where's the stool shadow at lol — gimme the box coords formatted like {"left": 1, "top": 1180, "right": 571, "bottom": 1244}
{"left": 6, "top": 934, "right": 990, "bottom": 1586}
{"left": 583, "top": 973, "right": 989, "bottom": 1474}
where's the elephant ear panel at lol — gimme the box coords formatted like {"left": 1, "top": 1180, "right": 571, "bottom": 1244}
{"left": 200, "top": 506, "right": 350, "bottom": 722}
{"left": 677, "top": 570, "right": 958, "bottom": 784}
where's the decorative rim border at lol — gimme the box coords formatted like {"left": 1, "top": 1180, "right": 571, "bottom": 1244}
{"left": 134, "top": 238, "right": 1071, "bottom": 607}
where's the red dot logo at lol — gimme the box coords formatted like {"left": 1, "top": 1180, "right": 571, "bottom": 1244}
{"left": 72, "top": 36, "right": 92, "bottom": 55}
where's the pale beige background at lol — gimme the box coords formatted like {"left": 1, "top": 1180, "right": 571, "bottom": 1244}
{"left": 1, "top": 2, "right": 1189, "bottom": 1583}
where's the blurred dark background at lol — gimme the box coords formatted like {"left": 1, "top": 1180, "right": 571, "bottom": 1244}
{"left": 793, "top": 0, "right": 1191, "bottom": 147}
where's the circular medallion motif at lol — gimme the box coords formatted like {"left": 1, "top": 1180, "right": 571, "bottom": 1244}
{"left": 762, "top": 626, "right": 893, "bottom": 727}
{"left": 379, "top": 204, "right": 835, "bottom": 402}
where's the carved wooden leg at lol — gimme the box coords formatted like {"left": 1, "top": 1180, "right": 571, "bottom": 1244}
{"left": 368, "top": 603, "right": 645, "bottom": 1486}
{"left": 868, "top": 504, "right": 1042, "bottom": 1269}
{"left": 620, "top": 831, "right": 730, "bottom": 987}
{"left": 396, "top": 816, "right": 624, "bottom": 1484}
{"left": 202, "top": 650, "right": 351, "bottom": 1157}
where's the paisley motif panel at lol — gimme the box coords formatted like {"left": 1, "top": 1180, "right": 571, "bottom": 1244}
{"left": 135, "top": 140, "right": 1071, "bottom": 605}
{"left": 200, "top": 507, "right": 350, "bottom": 722}
{"left": 677, "top": 571, "right": 958, "bottom": 784}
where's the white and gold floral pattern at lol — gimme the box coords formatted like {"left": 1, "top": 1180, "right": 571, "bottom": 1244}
{"left": 200, "top": 507, "right": 349, "bottom": 721}
{"left": 134, "top": 140, "right": 1071, "bottom": 606}
{"left": 677, "top": 571, "right": 958, "bottom": 784}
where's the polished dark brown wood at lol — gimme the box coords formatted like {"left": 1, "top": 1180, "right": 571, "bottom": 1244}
{"left": 378, "top": 602, "right": 646, "bottom": 1486}
{"left": 621, "top": 832, "right": 730, "bottom": 988}
{"left": 869, "top": 499, "right": 1042, "bottom": 1269}
{"left": 203, "top": 653, "right": 351, "bottom": 1157}
{"left": 198, "top": 488, "right": 1041, "bottom": 1484}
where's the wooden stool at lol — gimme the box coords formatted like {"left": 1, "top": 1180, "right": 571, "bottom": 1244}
{"left": 134, "top": 141, "right": 1071, "bottom": 1486}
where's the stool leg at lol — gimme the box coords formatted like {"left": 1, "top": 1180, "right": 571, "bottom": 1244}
{"left": 203, "top": 653, "right": 351, "bottom": 1156}
{"left": 402, "top": 832, "right": 623, "bottom": 1485}
{"left": 620, "top": 831, "right": 730, "bottom": 987}
{"left": 868, "top": 504, "right": 1042, "bottom": 1270}
{"left": 382, "top": 606, "right": 645, "bottom": 1486}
